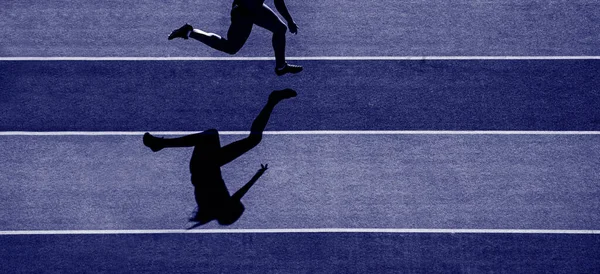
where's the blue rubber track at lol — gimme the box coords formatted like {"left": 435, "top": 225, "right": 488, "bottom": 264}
{"left": 1, "top": 233, "right": 599, "bottom": 273}
{"left": 2, "top": 1, "right": 600, "bottom": 56}
{"left": 2, "top": 134, "right": 598, "bottom": 231}
{"left": 2, "top": 60, "right": 600, "bottom": 131}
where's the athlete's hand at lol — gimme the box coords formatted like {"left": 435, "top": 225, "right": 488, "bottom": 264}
{"left": 259, "top": 164, "right": 269, "bottom": 173}
{"left": 288, "top": 21, "right": 298, "bottom": 34}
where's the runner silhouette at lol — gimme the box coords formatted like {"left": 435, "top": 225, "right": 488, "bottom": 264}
{"left": 168, "top": 0, "right": 303, "bottom": 76}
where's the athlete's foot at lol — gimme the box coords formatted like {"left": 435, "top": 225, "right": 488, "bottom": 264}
{"left": 275, "top": 63, "right": 303, "bottom": 76}
{"left": 269, "top": 88, "right": 297, "bottom": 103}
{"left": 143, "top": 133, "right": 165, "bottom": 152}
{"left": 168, "top": 24, "right": 193, "bottom": 40}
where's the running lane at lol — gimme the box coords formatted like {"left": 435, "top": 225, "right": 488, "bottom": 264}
{"left": 1, "top": 134, "right": 598, "bottom": 231}
{"left": 1, "top": 233, "right": 598, "bottom": 273}
{"left": 1, "top": 1, "right": 599, "bottom": 56}
{"left": 2, "top": 60, "right": 600, "bottom": 131}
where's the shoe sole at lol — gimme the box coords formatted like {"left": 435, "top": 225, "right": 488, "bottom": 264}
{"left": 275, "top": 67, "right": 303, "bottom": 76}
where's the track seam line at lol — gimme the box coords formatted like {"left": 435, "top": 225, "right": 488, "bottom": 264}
{"left": 1, "top": 228, "right": 599, "bottom": 235}
{"left": 2, "top": 56, "right": 600, "bottom": 61}
{"left": 1, "top": 131, "right": 600, "bottom": 136}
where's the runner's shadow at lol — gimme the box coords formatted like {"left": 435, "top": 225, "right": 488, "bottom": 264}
{"left": 143, "top": 89, "right": 297, "bottom": 228}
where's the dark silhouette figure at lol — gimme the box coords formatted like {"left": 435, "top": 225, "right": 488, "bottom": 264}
{"left": 143, "top": 89, "right": 297, "bottom": 227}
{"left": 168, "top": 0, "right": 303, "bottom": 76}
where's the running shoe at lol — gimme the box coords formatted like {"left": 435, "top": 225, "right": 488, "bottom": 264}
{"left": 275, "top": 63, "right": 303, "bottom": 76}
{"left": 168, "top": 24, "right": 193, "bottom": 40}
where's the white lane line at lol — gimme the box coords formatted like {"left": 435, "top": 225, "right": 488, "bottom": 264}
{"left": 1, "top": 56, "right": 600, "bottom": 61}
{"left": 1, "top": 228, "right": 598, "bottom": 235}
{"left": 1, "top": 131, "right": 600, "bottom": 136}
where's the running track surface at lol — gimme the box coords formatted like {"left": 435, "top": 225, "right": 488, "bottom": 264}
{"left": 2, "top": 60, "right": 600, "bottom": 131}
{"left": 2, "top": 233, "right": 599, "bottom": 273}
{"left": 3, "top": 1, "right": 600, "bottom": 273}
{"left": 1, "top": 134, "right": 599, "bottom": 230}
{"left": 1, "top": 1, "right": 600, "bottom": 57}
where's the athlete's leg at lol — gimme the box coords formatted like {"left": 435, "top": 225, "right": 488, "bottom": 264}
{"left": 188, "top": 5, "right": 253, "bottom": 55}
{"left": 143, "top": 129, "right": 220, "bottom": 152}
{"left": 217, "top": 89, "right": 297, "bottom": 166}
{"left": 252, "top": 4, "right": 288, "bottom": 68}
{"left": 253, "top": 4, "right": 302, "bottom": 75}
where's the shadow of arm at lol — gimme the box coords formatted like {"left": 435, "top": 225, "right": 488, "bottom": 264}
{"left": 231, "top": 164, "right": 268, "bottom": 200}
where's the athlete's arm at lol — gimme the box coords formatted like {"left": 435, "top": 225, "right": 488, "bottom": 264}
{"left": 274, "top": 0, "right": 298, "bottom": 34}
{"left": 231, "top": 164, "right": 268, "bottom": 200}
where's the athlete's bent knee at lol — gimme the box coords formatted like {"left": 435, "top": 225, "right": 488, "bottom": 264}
{"left": 223, "top": 43, "right": 243, "bottom": 55}
{"left": 223, "top": 48, "right": 239, "bottom": 55}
